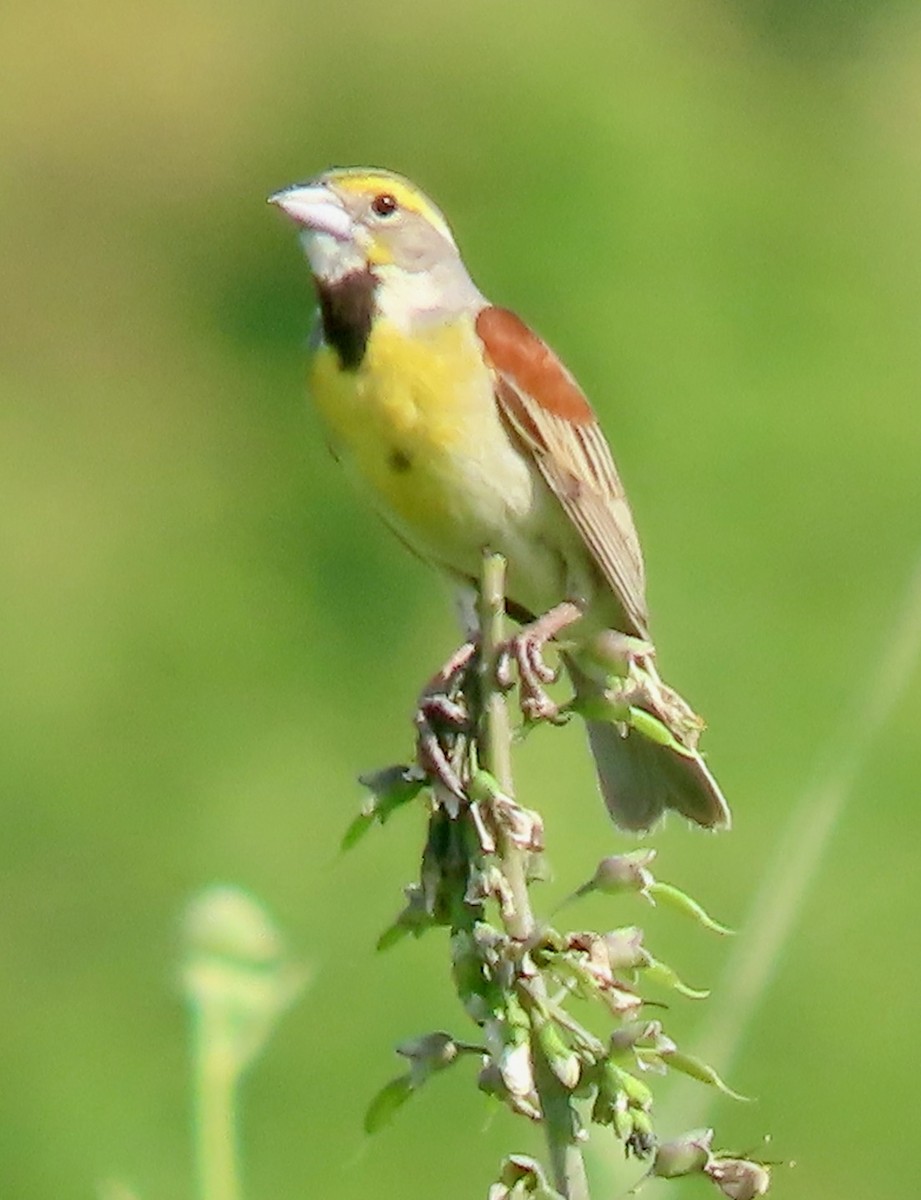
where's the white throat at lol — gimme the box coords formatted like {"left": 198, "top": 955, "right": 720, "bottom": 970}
{"left": 373, "top": 261, "right": 485, "bottom": 334}
{"left": 300, "top": 230, "right": 365, "bottom": 284}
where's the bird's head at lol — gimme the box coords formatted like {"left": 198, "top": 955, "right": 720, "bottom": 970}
{"left": 270, "top": 168, "right": 462, "bottom": 279}
{"left": 269, "top": 168, "right": 482, "bottom": 326}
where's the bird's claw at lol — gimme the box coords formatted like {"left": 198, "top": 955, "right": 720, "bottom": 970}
{"left": 495, "top": 648, "right": 516, "bottom": 693}
{"left": 414, "top": 710, "right": 466, "bottom": 801}
{"left": 424, "top": 640, "right": 478, "bottom": 693}
{"left": 419, "top": 693, "right": 469, "bottom": 727}
{"left": 498, "top": 601, "right": 583, "bottom": 726}
{"left": 414, "top": 640, "right": 478, "bottom": 802}
{"left": 520, "top": 684, "right": 564, "bottom": 724}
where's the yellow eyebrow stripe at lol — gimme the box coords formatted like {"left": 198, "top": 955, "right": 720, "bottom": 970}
{"left": 328, "top": 170, "right": 454, "bottom": 242}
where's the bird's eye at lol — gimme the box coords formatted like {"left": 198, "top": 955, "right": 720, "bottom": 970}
{"left": 371, "top": 193, "right": 398, "bottom": 217}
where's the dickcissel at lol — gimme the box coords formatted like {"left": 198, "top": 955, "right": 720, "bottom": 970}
{"left": 270, "top": 168, "right": 729, "bottom": 833}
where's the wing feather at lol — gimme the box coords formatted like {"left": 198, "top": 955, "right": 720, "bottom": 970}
{"left": 476, "top": 306, "right": 649, "bottom": 638}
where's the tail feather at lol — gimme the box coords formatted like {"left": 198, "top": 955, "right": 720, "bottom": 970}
{"left": 566, "top": 652, "right": 730, "bottom": 833}
{"left": 585, "top": 719, "right": 730, "bottom": 832}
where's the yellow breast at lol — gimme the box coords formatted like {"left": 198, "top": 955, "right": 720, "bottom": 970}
{"left": 308, "top": 315, "right": 534, "bottom": 563}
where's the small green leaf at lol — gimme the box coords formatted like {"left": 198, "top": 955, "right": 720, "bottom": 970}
{"left": 646, "top": 881, "right": 734, "bottom": 936}
{"left": 569, "top": 691, "right": 630, "bottom": 724}
{"left": 612, "top": 1103, "right": 634, "bottom": 1142}
{"left": 358, "top": 763, "right": 427, "bottom": 806}
{"left": 343, "top": 765, "right": 427, "bottom": 852}
{"left": 534, "top": 1019, "right": 581, "bottom": 1089}
{"left": 627, "top": 707, "right": 691, "bottom": 754}
{"left": 376, "top": 885, "right": 433, "bottom": 951}
{"left": 376, "top": 922, "right": 409, "bottom": 952}
{"left": 591, "top": 1062, "right": 623, "bottom": 1126}
{"left": 341, "top": 811, "right": 375, "bottom": 851}
{"left": 468, "top": 768, "right": 508, "bottom": 803}
{"left": 544, "top": 952, "right": 603, "bottom": 1002}
{"left": 364, "top": 1073, "right": 414, "bottom": 1133}
{"left": 642, "top": 956, "right": 710, "bottom": 999}
{"left": 664, "top": 1050, "right": 750, "bottom": 1101}
{"left": 619, "top": 1068, "right": 653, "bottom": 1111}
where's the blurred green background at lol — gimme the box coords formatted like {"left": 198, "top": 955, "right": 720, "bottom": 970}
{"left": 3, "top": 0, "right": 921, "bottom": 1196}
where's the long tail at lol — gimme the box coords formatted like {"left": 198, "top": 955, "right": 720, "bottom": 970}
{"left": 567, "top": 656, "right": 731, "bottom": 833}
{"left": 584, "top": 719, "right": 729, "bottom": 831}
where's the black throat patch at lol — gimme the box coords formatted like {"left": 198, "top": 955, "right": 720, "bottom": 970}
{"left": 315, "top": 268, "right": 375, "bottom": 371}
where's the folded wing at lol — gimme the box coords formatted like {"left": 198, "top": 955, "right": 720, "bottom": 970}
{"left": 476, "top": 306, "right": 649, "bottom": 639}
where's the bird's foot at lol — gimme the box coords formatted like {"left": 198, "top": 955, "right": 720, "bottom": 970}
{"left": 414, "top": 640, "right": 477, "bottom": 801}
{"left": 499, "top": 601, "right": 583, "bottom": 724}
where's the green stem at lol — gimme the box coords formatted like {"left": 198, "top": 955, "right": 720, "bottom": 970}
{"left": 193, "top": 1013, "right": 242, "bottom": 1200}
{"left": 476, "top": 553, "right": 515, "bottom": 798}
{"left": 476, "top": 552, "right": 529, "bottom": 942}
{"left": 476, "top": 551, "right": 590, "bottom": 1200}
{"left": 534, "top": 1042, "right": 591, "bottom": 1200}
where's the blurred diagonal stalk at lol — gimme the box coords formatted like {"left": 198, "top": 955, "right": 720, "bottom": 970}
{"left": 182, "top": 887, "right": 309, "bottom": 1200}
{"left": 656, "top": 547, "right": 921, "bottom": 1139}
{"left": 192, "top": 1024, "right": 242, "bottom": 1200}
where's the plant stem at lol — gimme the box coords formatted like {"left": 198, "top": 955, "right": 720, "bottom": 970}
{"left": 192, "top": 1013, "right": 242, "bottom": 1200}
{"left": 476, "top": 553, "right": 515, "bottom": 798}
{"left": 476, "top": 552, "right": 529, "bottom": 941}
{"left": 534, "top": 1044, "right": 590, "bottom": 1200}
{"left": 476, "top": 551, "right": 590, "bottom": 1200}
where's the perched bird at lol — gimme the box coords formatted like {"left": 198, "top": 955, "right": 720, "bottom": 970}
{"left": 270, "top": 168, "right": 729, "bottom": 832}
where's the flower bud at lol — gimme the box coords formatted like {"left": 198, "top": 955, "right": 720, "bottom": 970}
{"left": 469, "top": 771, "right": 545, "bottom": 851}
{"left": 625, "top": 1109, "right": 656, "bottom": 1159}
{"left": 499, "top": 1041, "right": 536, "bottom": 1098}
{"left": 706, "top": 1158, "right": 771, "bottom": 1199}
{"left": 488, "top": 1155, "right": 556, "bottom": 1199}
{"left": 652, "top": 1128, "right": 714, "bottom": 1178}
{"left": 611, "top": 1096, "right": 633, "bottom": 1143}
{"left": 591, "top": 1060, "right": 637, "bottom": 1130}
{"left": 591, "top": 851, "right": 656, "bottom": 895}
{"left": 610, "top": 1019, "right": 662, "bottom": 1056}
{"left": 566, "top": 931, "right": 615, "bottom": 987}
{"left": 478, "top": 1060, "right": 542, "bottom": 1121}
{"left": 602, "top": 982, "right": 643, "bottom": 1019}
{"left": 603, "top": 926, "right": 648, "bottom": 971}
{"left": 619, "top": 1068, "right": 653, "bottom": 1111}
{"left": 396, "top": 1031, "right": 458, "bottom": 1084}
{"left": 534, "top": 1019, "right": 581, "bottom": 1089}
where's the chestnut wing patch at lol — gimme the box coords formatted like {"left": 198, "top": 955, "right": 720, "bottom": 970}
{"left": 476, "top": 307, "right": 649, "bottom": 638}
